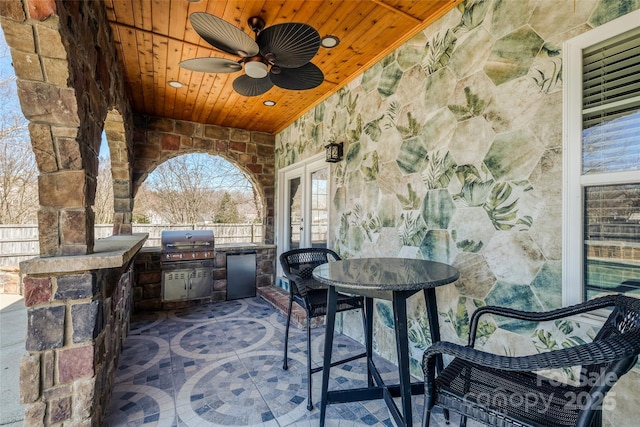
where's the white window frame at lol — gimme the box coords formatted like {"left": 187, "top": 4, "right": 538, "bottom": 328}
{"left": 563, "top": 9, "right": 640, "bottom": 305}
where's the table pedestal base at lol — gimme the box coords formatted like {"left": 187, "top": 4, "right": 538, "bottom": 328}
{"left": 319, "top": 288, "right": 441, "bottom": 427}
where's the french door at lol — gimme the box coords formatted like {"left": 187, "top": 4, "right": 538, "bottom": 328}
{"left": 278, "top": 154, "right": 329, "bottom": 259}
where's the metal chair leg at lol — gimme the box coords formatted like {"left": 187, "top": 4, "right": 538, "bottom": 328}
{"left": 283, "top": 297, "right": 293, "bottom": 370}
{"left": 422, "top": 407, "right": 431, "bottom": 427}
{"left": 306, "top": 311, "right": 314, "bottom": 411}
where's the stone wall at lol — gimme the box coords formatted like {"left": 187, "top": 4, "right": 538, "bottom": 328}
{"left": 0, "top": 0, "right": 134, "bottom": 257}
{"left": 1, "top": 1, "right": 278, "bottom": 425}
{"left": 131, "top": 115, "right": 276, "bottom": 244}
{"left": 0, "top": 1, "right": 138, "bottom": 425}
{"left": 20, "top": 263, "right": 134, "bottom": 425}
{"left": 133, "top": 245, "right": 276, "bottom": 312}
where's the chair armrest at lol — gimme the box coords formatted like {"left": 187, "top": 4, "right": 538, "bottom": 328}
{"left": 283, "top": 272, "right": 327, "bottom": 296}
{"left": 423, "top": 333, "right": 639, "bottom": 380}
{"left": 283, "top": 271, "right": 303, "bottom": 284}
{"left": 282, "top": 272, "right": 305, "bottom": 294}
{"left": 468, "top": 295, "right": 619, "bottom": 346}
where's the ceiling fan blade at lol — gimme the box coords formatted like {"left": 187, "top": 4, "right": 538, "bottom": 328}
{"left": 232, "top": 74, "right": 274, "bottom": 96}
{"left": 270, "top": 62, "right": 324, "bottom": 91}
{"left": 179, "top": 57, "right": 242, "bottom": 73}
{"left": 257, "top": 22, "right": 320, "bottom": 68}
{"left": 190, "top": 12, "right": 259, "bottom": 57}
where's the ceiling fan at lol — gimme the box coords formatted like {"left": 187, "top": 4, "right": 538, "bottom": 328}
{"left": 180, "top": 12, "right": 324, "bottom": 97}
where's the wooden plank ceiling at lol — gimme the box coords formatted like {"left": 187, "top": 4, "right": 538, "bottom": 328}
{"left": 104, "top": 0, "right": 463, "bottom": 135}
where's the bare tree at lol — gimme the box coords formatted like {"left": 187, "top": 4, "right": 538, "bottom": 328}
{"left": 0, "top": 139, "right": 37, "bottom": 224}
{"left": 132, "top": 182, "right": 153, "bottom": 223}
{"left": 141, "top": 154, "right": 258, "bottom": 224}
{"left": 0, "top": 43, "right": 35, "bottom": 224}
{"left": 233, "top": 190, "right": 260, "bottom": 222}
{"left": 0, "top": 97, "right": 25, "bottom": 141}
{"left": 94, "top": 156, "right": 114, "bottom": 224}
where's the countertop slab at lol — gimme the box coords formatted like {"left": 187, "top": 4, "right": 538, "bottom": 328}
{"left": 214, "top": 243, "right": 276, "bottom": 251}
{"left": 20, "top": 234, "right": 148, "bottom": 275}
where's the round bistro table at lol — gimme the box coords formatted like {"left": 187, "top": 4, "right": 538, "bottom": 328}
{"left": 313, "top": 257, "right": 459, "bottom": 427}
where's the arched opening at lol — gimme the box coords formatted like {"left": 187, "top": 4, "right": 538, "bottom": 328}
{"left": 94, "top": 130, "right": 114, "bottom": 228}
{"left": 102, "top": 108, "right": 134, "bottom": 236}
{"left": 134, "top": 153, "right": 263, "bottom": 244}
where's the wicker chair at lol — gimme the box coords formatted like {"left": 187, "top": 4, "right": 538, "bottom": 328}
{"left": 280, "top": 248, "right": 366, "bottom": 411}
{"left": 422, "top": 294, "right": 640, "bottom": 427}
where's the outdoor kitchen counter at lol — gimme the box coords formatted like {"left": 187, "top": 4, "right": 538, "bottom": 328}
{"left": 214, "top": 243, "right": 276, "bottom": 251}
{"left": 20, "top": 233, "right": 148, "bottom": 275}
{"left": 133, "top": 243, "right": 277, "bottom": 311}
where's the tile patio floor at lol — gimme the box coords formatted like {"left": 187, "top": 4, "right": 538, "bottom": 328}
{"left": 104, "top": 296, "right": 458, "bottom": 426}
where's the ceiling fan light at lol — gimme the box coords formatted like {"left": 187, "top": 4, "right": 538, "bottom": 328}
{"left": 245, "top": 61, "right": 268, "bottom": 79}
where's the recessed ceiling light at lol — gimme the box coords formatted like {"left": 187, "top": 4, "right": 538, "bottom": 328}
{"left": 263, "top": 100, "right": 276, "bottom": 106}
{"left": 168, "top": 80, "right": 184, "bottom": 88}
{"left": 321, "top": 35, "right": 340, "bottom": 48}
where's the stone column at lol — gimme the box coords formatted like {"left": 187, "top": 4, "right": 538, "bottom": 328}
{"left": 105, "top": 110, "right": 134, "bottom": 236}
{"left": 20, "top": 265, "right": 133, "bottom": 425}
{"left": 2, "top": 2, "right": 139, "bottom": 426}
{"left": 1, "top": 2, "right": 95, "bottom": 257}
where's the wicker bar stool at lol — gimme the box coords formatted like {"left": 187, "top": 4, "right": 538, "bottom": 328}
{"left": 422, "top": 294, "right": 640, "bottom": 427}
{"left": 280, "top": 248, "right": 366, "bottom": 411}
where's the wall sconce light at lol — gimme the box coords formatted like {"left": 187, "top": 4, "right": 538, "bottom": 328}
{"left": 325, "top": 141, "right": 343, "bottom": 163}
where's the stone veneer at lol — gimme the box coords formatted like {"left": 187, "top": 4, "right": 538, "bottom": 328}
{"left": 19, "top": 234, "right": 146, "bottom": 426}
{"left": 133, "top": 245, "right": 276, "bottom": 311}
{"left": 0, "top": 0, "right": 134, "bottom": 256}
{"left": 0, "top": 1, "right": 277, "bottom": 426}
{"left": 20, "top": 268, "right": 131, "bottom": 424}
{"left": 0, "top": 1, "right": 140, "bottom": 425}
{"left": 130, "top": 114, "right": 276, "bottom": 243}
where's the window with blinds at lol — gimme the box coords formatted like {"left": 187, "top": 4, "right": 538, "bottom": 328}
{"left": 579, "top": 26, "right": 640, "bottom": 301}
{"left": 581, "top": 27, "right": 640, "bottom": 174}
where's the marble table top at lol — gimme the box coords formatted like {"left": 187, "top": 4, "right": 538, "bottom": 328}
{"left": 313, "top": 258, "right": 459, "bottom": 298}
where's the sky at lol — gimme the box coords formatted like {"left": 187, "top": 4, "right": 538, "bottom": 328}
{"left": 0, "top": 29, "right": 21, "bottom": 112}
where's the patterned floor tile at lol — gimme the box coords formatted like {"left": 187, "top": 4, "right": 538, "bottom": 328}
{"left": 105, "top": 297, "right": 452, "bottom": 426}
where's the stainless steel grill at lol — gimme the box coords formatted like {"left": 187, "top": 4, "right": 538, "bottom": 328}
{"left": 160, "top": 230, "right": 215, "bottom": 302}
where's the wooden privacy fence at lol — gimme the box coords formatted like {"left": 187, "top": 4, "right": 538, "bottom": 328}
{"left": 0, "top": 223, "right": 264, "bottom": 267}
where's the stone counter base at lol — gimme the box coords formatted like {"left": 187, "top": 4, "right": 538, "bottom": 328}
{"left": 133, "top": 245, "right": 275, "bottom": 312}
